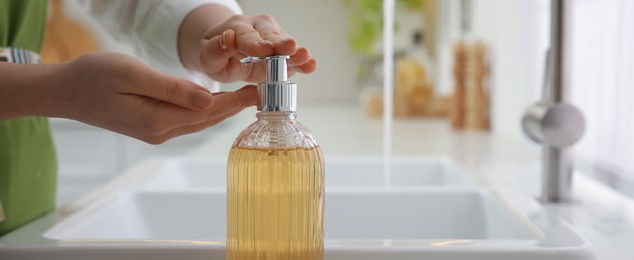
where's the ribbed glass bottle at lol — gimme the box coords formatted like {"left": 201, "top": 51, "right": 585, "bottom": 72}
{"left": 227, "top": 111, "right": 324, "bottom": 260}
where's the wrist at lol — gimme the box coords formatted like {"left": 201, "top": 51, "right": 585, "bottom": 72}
{"left": 0, "top": 62, "right": 68, "bottom": 119}
{"left": 28, "top": 62, "right": 74, "bottom": 119}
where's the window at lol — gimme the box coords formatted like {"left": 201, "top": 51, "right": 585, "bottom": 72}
{"left": 570, "top": 0, "right": 634, "bottom": 194}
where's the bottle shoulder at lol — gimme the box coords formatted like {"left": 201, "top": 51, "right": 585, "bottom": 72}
{"left": 232, "top": 118, "right": 320, "bottom": 150}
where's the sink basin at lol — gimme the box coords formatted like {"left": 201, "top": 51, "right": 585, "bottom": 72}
{"left": 143, "top": 156, "right": 472, "bottom": 189}
{"left": 0, "top": 156, "right": 595, "bottom": 260}
{"left": 1, "top": 188, "right": 594, "bottom": 260}
{"left": 43, "top": 189, "right": 532, "bottom": 241}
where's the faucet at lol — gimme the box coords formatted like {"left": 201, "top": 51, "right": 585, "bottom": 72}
{"left": 522, "top": 0, "right": 585, "bottom": 203}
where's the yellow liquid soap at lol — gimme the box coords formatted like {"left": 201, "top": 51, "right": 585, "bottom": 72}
{"left": 227, "top": 146, "right": 324, "bottom": 260}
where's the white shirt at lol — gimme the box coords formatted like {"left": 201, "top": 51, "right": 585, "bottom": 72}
{"left": 78, "top": 0, "right": 242, "bottom": 90}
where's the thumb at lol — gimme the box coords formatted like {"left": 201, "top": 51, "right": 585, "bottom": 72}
{"left": 200, "top": 29, "right": 237, "bottom": 75}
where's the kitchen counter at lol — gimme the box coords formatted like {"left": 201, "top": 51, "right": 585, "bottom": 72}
{"left": 189, "top": 101, "right": 634, "bottom": 260}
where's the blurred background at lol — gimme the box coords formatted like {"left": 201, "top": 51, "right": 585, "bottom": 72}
{"left": 46, "top": 0, "right": 634, "bottom": 204}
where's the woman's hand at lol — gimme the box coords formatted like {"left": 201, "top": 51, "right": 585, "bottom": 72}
{"left": 199, "top": 14, "right": 317, "bottom": 83}
{"left": 178, "top": 5, "right": 317, "bottom": 83}
{"left": 50, "top": 52, "right": 257, "bottom": 144}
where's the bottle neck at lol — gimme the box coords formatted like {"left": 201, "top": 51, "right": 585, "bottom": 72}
{"left": 256, "top": 111, "right": 297, "bottom": 122}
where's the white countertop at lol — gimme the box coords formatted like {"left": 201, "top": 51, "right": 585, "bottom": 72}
{"left": 189, "top": 101, "right": 634, "bottom": 260}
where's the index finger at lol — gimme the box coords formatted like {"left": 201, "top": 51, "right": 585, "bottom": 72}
{"left": 204, "top": 85, "right": 258, "bottom": 122}
{"left": 234, "top": 22, "right": 275, "bottom": 57}
{"left": 139, "top": 85, "right": 257, "bottom": 133}
{"left": 161, "top": 100, "right": 247, "bottom": 140}
{"left": 253, "top": 17, "right": 297, "bottom": 54}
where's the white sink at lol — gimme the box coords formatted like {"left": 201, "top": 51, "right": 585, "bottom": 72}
{"left": 0, "top": 156, "right": 595, "bottom": 260}
{"left": 43, "top": 189, "right": 532, "bottom": 241}
{"left": 143, "top": 156, "right": 472, "bottom": 189}
{"left": 2, "top": 188, "right": 594, "bottom": 259}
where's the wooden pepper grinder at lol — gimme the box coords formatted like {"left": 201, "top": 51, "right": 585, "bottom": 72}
{"left": 464, "top": 41, "right": 490, "bottom": 130}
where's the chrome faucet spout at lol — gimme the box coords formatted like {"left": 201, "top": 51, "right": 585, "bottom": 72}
{"left": 522, "top": 0, "right": 585, "bottom": 203}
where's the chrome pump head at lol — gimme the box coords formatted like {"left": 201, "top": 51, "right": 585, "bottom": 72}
{"left": 240, "top": 55, "right": 297, "bottom": 112}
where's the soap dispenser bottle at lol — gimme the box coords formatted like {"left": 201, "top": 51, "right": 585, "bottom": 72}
{"left": 226, "top": 56, "right": 324, "bottom": 260}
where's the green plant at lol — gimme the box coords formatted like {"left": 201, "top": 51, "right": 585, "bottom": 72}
{"left": 343, "top": 0, "right": 425, "bottom": 55}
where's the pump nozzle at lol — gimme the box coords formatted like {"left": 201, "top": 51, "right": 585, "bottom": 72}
{"left": 240, "top": 55, "right": 290, "bottom": 82}
{"left": 240, "top": 55, "right": 296, "bottom": 112}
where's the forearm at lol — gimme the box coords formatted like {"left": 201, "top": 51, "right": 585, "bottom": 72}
{"left": 178, "top": 3, "right": 236, "bottom": 72}
{"left": 0, "top": 62, "right": 67, "bottom": 120}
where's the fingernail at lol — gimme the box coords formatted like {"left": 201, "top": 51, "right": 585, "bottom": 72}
{"left": 192, "top": 89, "right": 214, "bottom": 109}
{"left": 282, "top": 38, "right": 296, "bottom": 46}
{"left": 220, "top": 31, "right": 228, "bottom": 50}
{"left": 258, "top": 40, "right": 273, "bottom": 46}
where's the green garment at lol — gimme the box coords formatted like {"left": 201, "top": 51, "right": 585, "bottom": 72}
{"left": 0, "top": 0, "right": 57, "bottom": 236}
